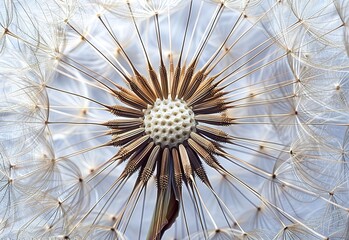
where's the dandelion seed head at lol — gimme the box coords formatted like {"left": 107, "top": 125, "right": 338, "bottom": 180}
{"left": 2, "top": 0, "right": 349, "bottom": 239}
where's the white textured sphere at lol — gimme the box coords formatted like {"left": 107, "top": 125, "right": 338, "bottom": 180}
{"left": 143, "top": 98, "right": 196, "bottom": 148}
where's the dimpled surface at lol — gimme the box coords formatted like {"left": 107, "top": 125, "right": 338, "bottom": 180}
{"left": 144, "top": 98, "right": 196, "bottom": 148}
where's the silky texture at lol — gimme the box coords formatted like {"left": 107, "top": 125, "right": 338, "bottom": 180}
{"left": 0, "top": 0, "right": 349, "bottom": 239}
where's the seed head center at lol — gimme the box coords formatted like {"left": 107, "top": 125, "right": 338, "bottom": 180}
{"left": 144, "top": 98, "right": 196, "bottom": 148}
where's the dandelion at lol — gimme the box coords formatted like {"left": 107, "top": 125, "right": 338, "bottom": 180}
{"left": 1, "top": 0, "right": 349, "bottom": 239}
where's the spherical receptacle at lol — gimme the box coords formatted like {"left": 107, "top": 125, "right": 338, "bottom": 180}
{"left": 143, "top": 98, "right": 196, "bottom": 148}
